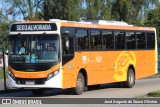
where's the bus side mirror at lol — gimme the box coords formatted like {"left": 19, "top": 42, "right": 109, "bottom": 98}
{"left": 2, "top": 35, "right": 8, "bottom": 55}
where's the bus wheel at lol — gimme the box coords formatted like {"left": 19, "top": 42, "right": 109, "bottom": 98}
{"left": 31, "top": 89, "right": 44, "bottom": 96}
{"left": 124, "top": 68, "right": 135, "bottom": 88}
{"left": 72, "top": 73, "right": 85, "bottom": 95}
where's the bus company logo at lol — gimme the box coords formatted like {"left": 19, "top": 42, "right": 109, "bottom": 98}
{"left": 114, "top": 51, "right": 136, "bottom": 81}
{"left": 2, "top": 99, "right": 11, "bottom": 104}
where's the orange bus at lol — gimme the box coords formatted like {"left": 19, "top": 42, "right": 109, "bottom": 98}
{"left": 7, "top": 19, "right": 158, "bottom": 95}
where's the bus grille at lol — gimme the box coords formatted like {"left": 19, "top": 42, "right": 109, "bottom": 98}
{"left": 15, "top": 78, "right": 47, "bottom": 85}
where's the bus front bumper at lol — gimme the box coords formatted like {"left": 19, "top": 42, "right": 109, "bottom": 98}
{"left": 7, "top": 72, "right": 62, "bottom": 89}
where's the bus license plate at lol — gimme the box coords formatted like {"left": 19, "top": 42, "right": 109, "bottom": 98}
{"left": 25, "top": 80, "right": 35, "bottom": 85}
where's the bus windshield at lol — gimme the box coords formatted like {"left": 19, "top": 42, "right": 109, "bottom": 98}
{"left": 9, "top": 34, "right": 60, "bottom": 63}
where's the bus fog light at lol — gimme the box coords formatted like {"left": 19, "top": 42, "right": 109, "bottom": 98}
{"left": 47, "top": 70, "right": 59, "bottom": 80}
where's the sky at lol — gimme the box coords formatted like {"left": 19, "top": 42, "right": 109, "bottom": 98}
{"left": 0, "top": 0, "right": 24, "bottom": 22}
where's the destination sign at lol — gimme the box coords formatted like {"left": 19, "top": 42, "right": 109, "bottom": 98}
{"left": 10, "top": 23, "right": 57, "bottom": 31}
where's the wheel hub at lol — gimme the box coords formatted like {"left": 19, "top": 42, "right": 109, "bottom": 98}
{"left": 77, "top": 78, "right": 83, "bottom": 90}
{"left": 129, "top": 74, "right": 134, "bottom": 84}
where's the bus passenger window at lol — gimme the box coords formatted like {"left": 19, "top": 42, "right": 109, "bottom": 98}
{"left": 61, "top": 27, "right": 75, "bottom": 55}
{"left": 90, "top": 30, "right": 101, "bottom": 50}
{"left": 126, "top": 32, "right": 136, "bottom": 49}
{"left": 146, "top": 32, "right": 155, "bottom": 49}
{"left": 115, "top": 31, "right": 125, "bottom": 49}
{"left": 102, "top": 31, "right": 114, "bottom": 49}
{"left": 62, "top": 37, "right": 74, "bottom": 55}
{"left": 137, "top": 32, "right": 146, "bottom": 49}
{"left": 77, "top": 30, "right": 89, "bottom": 50}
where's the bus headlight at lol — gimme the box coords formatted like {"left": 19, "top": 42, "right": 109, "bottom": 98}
{"left": 47, "top": 70, "right": 59, "bottom": 80}
{"left": 9, "top": 71, "right": 15, "bottom": 80}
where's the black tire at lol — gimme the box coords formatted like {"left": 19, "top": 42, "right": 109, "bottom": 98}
{"left": 72, "top": 73, "right": 85, "bottom": 95}
{"left": 123, "top": 68, "right": 135, "bottom": 88}
{"left": 31, "top": 89, "right": 44, "bottom": 96}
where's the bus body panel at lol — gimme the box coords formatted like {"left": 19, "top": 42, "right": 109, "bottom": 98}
{"left": 62, "top": 50, "right": 156, "bottom": 88}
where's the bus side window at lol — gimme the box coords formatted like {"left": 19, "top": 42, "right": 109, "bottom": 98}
{"left": 90, "top": 30, "right": 101, "bottom": 50}
{"left": 126, "top": 32, "right": 136, "bottom": 49}
{"left": 62, "top": 37, "right": 74, "bottom": 55}
{"left": 76, "top": 29, "right": 89, "bottom": 50}
{"left": 137, "top": 32, "right": 146, "bottom": 49}
{"left": 146, "top": 32, "right": 155, "bottom": 49}
{"left": 115, "top": 31, "right": 125, "bottom": 49}
{"left": 102, "top": 31, "right": 114, "bottom": 50}
{"left": 61, "top": 27, "right": 75, "bottom": 55}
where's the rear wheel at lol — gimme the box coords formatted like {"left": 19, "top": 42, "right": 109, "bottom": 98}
{"left": 123, "top": 68, "right": 135, "bottom": 88}
{"left": 72, "top": 73, "right": 85, "bottom": 95}
{"left": 31, "top": 89, "right": 44, "bottom": 96}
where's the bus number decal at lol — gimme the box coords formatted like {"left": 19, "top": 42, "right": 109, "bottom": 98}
{"left": 96, "top": 56, "right": 102, "bottom": 62}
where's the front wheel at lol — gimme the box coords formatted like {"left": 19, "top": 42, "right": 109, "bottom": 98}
{"left": 72, "top": 73, "right": 85, "bottom": 95}
{"left": 123, "top": 68, "right": 135, "bottom": 88}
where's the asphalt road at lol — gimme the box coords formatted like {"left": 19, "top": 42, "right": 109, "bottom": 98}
{"left": 1, "top": 78, "right": 160, "bottom": 98}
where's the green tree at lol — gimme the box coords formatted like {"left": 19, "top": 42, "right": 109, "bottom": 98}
{"left": 85, "top": 0, "right": 102, "bottom": 20}
{"left": 111, "top": 0, "right": 159, "bottom": 25}
{"left": 145, "top": 7, "right": 160, "bottom": 46}
{"left": 99, "top": 0, "right": 111, "bottom": 20}
{"left": 0, "top": 0, "right": 11, "bottom": 51}
{"left": 134, "top": 0, "right": 159, "bottom": 25}
{"left": 111, "top": 0, "right": 131, "bottom": 22}
{"left": 0, "top": 22, "right": 10, "bottom": 51}
{"left": 39, "top": 0, "right": 82, "bottom": 21}
{"left": 9, "top": 0, "right": 43, "bottom": 20}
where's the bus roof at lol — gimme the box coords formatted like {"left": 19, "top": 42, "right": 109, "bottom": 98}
{"left": 13, "top": 19, "right": 155, "bottom": 31}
